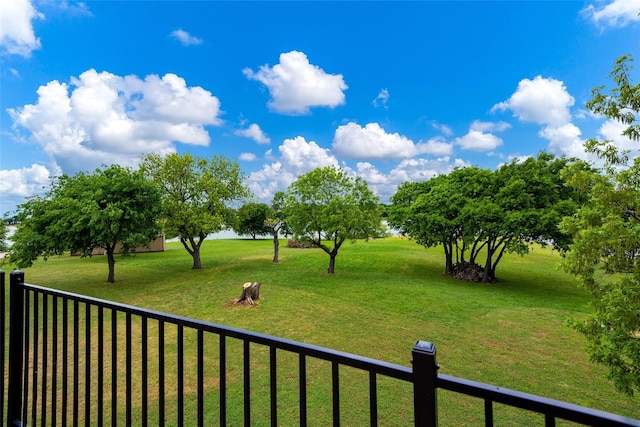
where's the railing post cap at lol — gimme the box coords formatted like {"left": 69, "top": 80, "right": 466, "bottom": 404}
{"left": 413, "top": 340, "right": 436, "bottom": 356}
{"left": 10, "top": 270, "right": 24, "bottom": 282}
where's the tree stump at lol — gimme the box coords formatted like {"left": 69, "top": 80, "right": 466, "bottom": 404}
{"left": 237, "top": 282, "right": 261, "bottom": 305}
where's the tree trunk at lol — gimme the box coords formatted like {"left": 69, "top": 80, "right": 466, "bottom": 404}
{"left": 106, "top": 250, "right": 116, "bottom": 283}
{"left": 482, "top": 240, "right": 494, "bottom": 283}
{"left": 444, "top": 243, "right": 453, "bottom": 274}
{"left": 272, "top": 232, "right": 279, "bottom": 263}
{"left": 327, "top": 253, "right": 336, "bottom": 274}
{"left": 191, "top": 247, "right": 202, "bottom": 269}
{"left": 180, "top": 236, "right": 204, "bottom": 269}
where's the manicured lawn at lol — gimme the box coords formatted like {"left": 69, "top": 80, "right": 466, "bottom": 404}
{"left": 5, "top": 237, "right": 639, "bottom": 425}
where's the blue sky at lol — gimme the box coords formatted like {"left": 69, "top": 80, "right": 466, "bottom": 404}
{"left": 1, "top": 0, "right": 639, "bottom": 215}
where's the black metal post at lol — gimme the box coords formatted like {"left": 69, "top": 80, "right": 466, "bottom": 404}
{"left": 412, "top": 340, "right": 438, "bottom": 427}
{"left": 8, "top": 270, "right": 25, "bottom": 427}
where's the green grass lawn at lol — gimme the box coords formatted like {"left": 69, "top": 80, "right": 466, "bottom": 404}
{"left": 4, "top": 237, "right": 639, "bottom": 426}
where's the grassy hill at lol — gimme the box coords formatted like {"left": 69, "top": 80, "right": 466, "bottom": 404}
{"left": 5, "top": 237, "right": 639, "bottom": 425}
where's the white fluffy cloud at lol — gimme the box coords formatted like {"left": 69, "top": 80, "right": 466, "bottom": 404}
{"left": 235, "top": 123, "right": 270, "bottom": 144}
{"left": 246, "top": 136, "right": 339, "bottom": 201}
{"left": 8, "top": 69, "right": 222, "bottom": 173}
{"left": 0, "top": 164, "right": 52, "bottom": 198}
{"left": 493, "top": 76, "right": 589, "bottom": 158}
{"left": 538, "top": 123, "right": 585, "bottom": 158}
{"left": 279, "top": 136, "right": 338, "bottom": 174}
{"left": 333, "top": 122, "right": 444, "bottom": 159}
{"left": 0, "top": 164, "right": 56, "bottom": 213}
{"left": 455, "top": 130, "right": 504, "bottom": 151}
{"left": 243, "top": 51, "right": 348, "bottom": 115}
{"left": 583, "top": 0, "right": 640, "bottom": 28}
{"left": 492, "top": 76, "right": 574, "bottom": 126}
{"left": 453, "top": 121, "right": 509, "bottom": 151}
{"left": 170, "top": 29, "right": 203, "bottom": 46}
{"left": 419, "top": 137, "right": 454, "bottom": 156}
{"left": 239, "top": 152, "right": 258, "bottom": 161}
{"left": 388, "top": 157, "right": 468, "bottom": 184}
{"left": 0, "top": 0, "right": 42, "bottom": 57}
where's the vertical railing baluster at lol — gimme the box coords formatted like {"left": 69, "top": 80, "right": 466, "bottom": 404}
{"left": 126, "top": 312, "right": 132, "bottom": 427}
{"left": 41, "top": 293, "right": 49, "bottom": 427}
{"left": 197, "top": 329, "right": 204, "bottom": 427}
{"left": 544, "top": 414, "right": 556, "bottom": 427}
{"left": 270, "top": 346, "right": 277, "bottom": 427}
{"left": 8, "top": 270, "right": 25, "bottom": 427}
{"left": 62, "top": 298, "right": 68, "bottom": 426}
{"left": 369, "top": 371, "right": 378, "bottom": 427}
{"left": 142, "top": 316, "right": 148, "bottom": 427}
{"left": 85, "top": 303, "right": 91, "bottom": 426}
{"left": 31, "top": 291, "right": 38, "bottom": 426}
{"left": 219, "top": 335, "right": 226, "bottom": 427}
{"left": 332, "top": 362, "right": 340, "bottom": 427}
{"left": 0, "top": 270, "right": 4, "bottom": 425}
{"left": 111, "top": 309, "right": 117, "bottom": 427}
{"left": 299, "top": 353, "right": 307, "bottom": 427}
{"left": 412, "top": 341, "right": 438, "bottom": 427}
{"left": 484, "top": 400, "right": 493, "bottom": 427}
{"left": 22, "top": 290, "right": 30, "bottom": 425}
{"left": 177, "top": 325, "right": 184, "bottom": 427}
{"left": 98, "top": 306, "right": 104, "bottom": 427}
{"left": 52, "top": 295, "right": 58, "bottom": 427}
{"left": 158, "top": 320, "right": 165, "bottom": 427}
{"left": 244, "top": 339, "right": 251, "bottom": 427}
{"left": 73, "top": 300, "right": 79, "bottom": 427}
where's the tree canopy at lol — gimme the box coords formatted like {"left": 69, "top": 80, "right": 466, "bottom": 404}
{"left": 0, "top": 220, "right": 8, "bottom": 253}
{"left": 561, "top": 53, "right": 640, "bottom": 395}
{"left": 283, "top": 166, "right": 381, "bottom": 274}
{"left": 140, "top": 153, "right": 250, "bottom": 269}
{"left": 233, "top": 202, "right": 271, "bottom": 239}
{"left": 389, "top": 152, "right": 580, "bottom": 282}
{"left": 9, "top": 164, "right": 162, "bottom": 283}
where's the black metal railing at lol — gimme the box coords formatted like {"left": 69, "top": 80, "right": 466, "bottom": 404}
{"left": 2, "top": 269, "right": 639, "bottom": 427}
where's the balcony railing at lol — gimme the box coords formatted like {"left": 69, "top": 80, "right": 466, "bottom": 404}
{"left": 2, "top": 270, "right": 639, "bottom": 426}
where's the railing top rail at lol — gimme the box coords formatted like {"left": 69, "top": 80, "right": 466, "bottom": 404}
{"left": 438, "top": 374, "right": 640, "bottom": 427}
{"left": 20, "top": 282, "right": 412, "bottom": 381}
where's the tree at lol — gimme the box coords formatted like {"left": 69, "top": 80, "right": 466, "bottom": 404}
{"left": 388, "top": 169, "right": 488, "bottom": 275}
{"left": 233, "top": 202, "right": 271, "bottom": 239}
{"left": 0, "top": 220, "right": 8, "bottom": 252}
{"left": 389, "top": 153, "right": 579, "bottom": 283}
{"left": 9, "top": 165, "right": 162, "bottom": 283}
{"left": 561, "top": 53, "right": 640, "bottom": 395}
{"left": 140, "top": 153, "right": 250, "bottom": 269}
{"left": 585, "top": 54, "right": 640, "bottom": 165}
{"left": 265, "top": 191, "right": 289, "bottom": 264}
{"left": 283, "top": 166, "right": 381, "bottom": 274}
{"left": 472, "top": 153, "right": 579, "bottom": 282}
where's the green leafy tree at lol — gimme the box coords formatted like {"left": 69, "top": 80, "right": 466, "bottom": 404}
{"left": 265, "top": 191, "right": 289, "bottom": 264}
{"left": 9, "top": 165, "right": 162, "bottom": 283}
{"left": 585, "top": 54, "right": 640, "bottom": 166}
{"left": 390, "top": 153, "right": 579, "bottom": 282}
{"left": 0, "top": 220, "right": 8, "bottom": 252}
{"left": 140, "top": 153, "right": 250, "bottom": 269}
{"left": 389, "top": 168, "right": 489, "bottom": 275}
{"left": 283, "top": 166, "right": 381, "bottom": 274}
{"left": 473, "top": 153, "right": 579, "bottom": 282}
{"left": 233, "top": 202, "right": 271, "bottom": 239}
{"left": 561, "top": 53, "right": 640, "bottom": 395}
